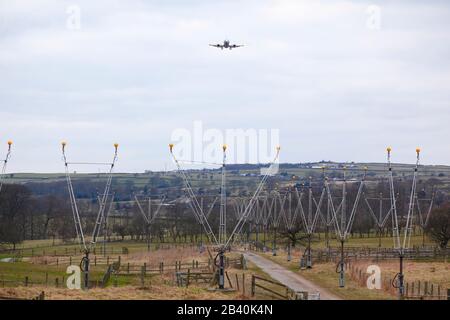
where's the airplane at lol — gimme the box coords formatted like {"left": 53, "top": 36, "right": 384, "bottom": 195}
{"left": 209, "top": 40, "right": 244, "bottom": 50}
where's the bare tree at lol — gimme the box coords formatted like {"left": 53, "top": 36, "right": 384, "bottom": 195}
{"left": 425, "top": 205, "right": 450, "bottom": 249}
{"left": 0, "top": 185, "right": 31, "bottom": 249}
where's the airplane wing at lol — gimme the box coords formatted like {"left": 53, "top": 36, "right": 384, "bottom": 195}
{"left": 230, "top": 44, "right": 244, "bottom": 49}
{"left": 209, "top": 44, "right": 223, "bottom": 48}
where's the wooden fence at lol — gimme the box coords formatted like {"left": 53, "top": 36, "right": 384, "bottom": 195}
{"left": 117, "top": 259, "right": 210, "bottom": 275}
{"left": 0, "top": 255, "right": 218, "bottom": 289}
{"left": 0, "top": 243, "right": 200, "bottom": 259}
{"left": 0, "top": 291, "right": 45, "bottom": 300}
{"left": 250, "top": 242, "right": 450, "bottom": 262}
{"left": 175, "top": 270, "right": 214, "bottom": 287}
{"left": 41, "top": 255, "right": 120, "bottom": 266}
{"left": 319, "top": 246, "right": 450, "bottom": 261}
{"left": 251, "top": 275, "right": 316, "bottom": 300}
{"left": 0, "top": 274, "right": 105, "bottom": 289}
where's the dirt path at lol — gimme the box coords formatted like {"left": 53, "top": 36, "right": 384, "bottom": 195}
{"left": 243, "top": 252, "right": 341, "bottom": 300}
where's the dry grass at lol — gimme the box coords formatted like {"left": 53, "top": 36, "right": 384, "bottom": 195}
{"left": 256, "top": 248, "right": 450, "bottom": 299}
{"left": 299, "top": 262, "right": 394, "bottom": 300}
{"left": 351, "top": 260, "right": 450, "bottom": 288}
{"left": 0, "top": 261, "right": 273, "bottom": 300}
{"left": 27, "top": 246, "right": 208, "bottom": 266}
{"left": 1, "top": 243, "right": 291, "bottom": 300}
{"left": 0, "top": 285, "right": 235, "bottom": 300}
{"left": 125, "top": 247, "right": 206, "bottom": 265}
{"left": 257, "top": 251, "right": 394, "bottom": 300}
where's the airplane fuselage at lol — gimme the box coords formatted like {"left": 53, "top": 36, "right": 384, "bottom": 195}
{"left": 210, "top": 39, "right": 242, "bottom": 50}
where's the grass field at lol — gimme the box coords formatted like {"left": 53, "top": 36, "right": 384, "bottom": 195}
{"left": 1, "top": 232, "right": 436, "bottom": 256}
{"left": 257, "top": 250, "right": 395, "bottom": 300}
{"left": 0, "top": 235, "right": 447, "bottom": 300}
{"left": 254, "top": 244, "right": 450, "bottom": 300}
{"left": 0, "top": 240, "right": 287, "bottom": 300}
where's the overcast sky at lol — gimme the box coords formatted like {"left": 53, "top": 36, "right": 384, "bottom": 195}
{"left": 1, "top": 0, "right": 449, "bottom": 173}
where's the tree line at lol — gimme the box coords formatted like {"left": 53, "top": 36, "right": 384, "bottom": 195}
{"left": 0, "top": 175, "right": 449, "bottom": 250}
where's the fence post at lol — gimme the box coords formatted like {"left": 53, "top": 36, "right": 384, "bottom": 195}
{"left": 242, "top": 274, "right": 246, "bottom": 296}
{"left": 251, "top": 275, "right": 255, "bottom": 297}
{"left": 447, "top": 289, "right": 450, "bottom": 300}
{"left": 235, "top": 274, "right": 240, "bottom": 291}
{"left": 140, "top": 266, "right": 145, "bottom": 288}
{"left": 95, "top": 256, "right": 97, "bottom": 266}
{"left": 187, "top": 269, "right": 190, "bottom": 287}
{"left": 225, "top": 271, "right": 233, "bottom": 289}
{"left": 25, "top": 276, "right": 29, "bottom": 287}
